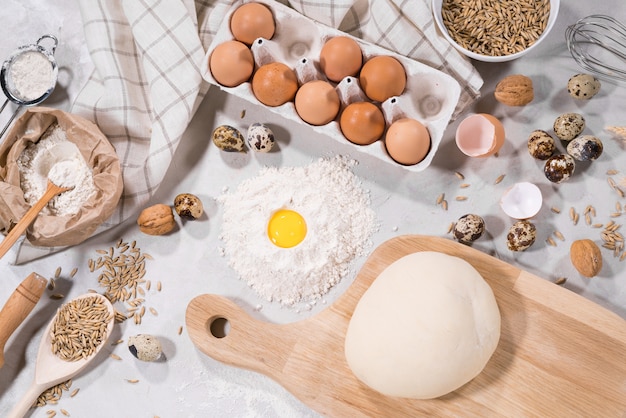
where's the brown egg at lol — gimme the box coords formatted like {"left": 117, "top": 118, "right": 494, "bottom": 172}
{"left": 229, "top": 2, "right": 275, "bottom": 45}
{"left": 339, "top": 102, "right": 385, "bottom": 145}
{"left": 359, "top": 55, "right": 406, "bottom": 102}
{"left": 209, "top": 40, "right": 254, "bottom": 87}
{"left": 385, "top": 118, "right": 431, "bottom": 165}
{"left": 295, "top": 80, "right": 340, "bottom": 126}
{"left": 252, "top": 62, "right": 299, "bottom": 107}
{"left": 319, "top": 36, "right": 363, "bottom": 82}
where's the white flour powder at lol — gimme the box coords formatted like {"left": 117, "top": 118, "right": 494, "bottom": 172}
{"left": 219, "top": 156, "right": 377, "bottom": 307}
{"left": 17, "top": 124, "right": 96, "bottom": 216}
{"left": 8, "top": 51, "right": 54, "bottom": 101}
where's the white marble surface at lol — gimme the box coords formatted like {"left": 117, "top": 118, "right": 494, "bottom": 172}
{"left": 1, "top": 1, "right": 625, "bottom": 417}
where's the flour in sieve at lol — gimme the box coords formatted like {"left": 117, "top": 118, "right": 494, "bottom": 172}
{"left": 17, "top": 124, "right": 96, "bottom": 216}
{"left": 8, "top": 51, "right": 54, "bottom": 101}
{"left": 218, "top": 156, "right": 377, "bottom": 307}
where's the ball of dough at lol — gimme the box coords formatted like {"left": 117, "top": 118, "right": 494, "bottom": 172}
{"left": 344, "top": 251, "right": 500, "bottom": 399}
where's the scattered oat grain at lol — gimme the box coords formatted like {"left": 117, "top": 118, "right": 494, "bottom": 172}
{"left": 126, "top": 379, "right": 139, "bottom": 384}
{"left": 110, "top": 353, "right": 122, "bottom": 360}
{"left": 494, "top": 174, "right": 505, "bottom": 185}
{"left": 546, "top": 237, "right": 556, "bottom": 247}
{"left": 455, "top": 171, "right": 465, "bottom": 180}
{"left": 70, "top": 388, "right": 79, "bottom": 397}
{"left": 554, "top": 277, "right": 567, "bottom": 285}
{"left": 178, "top": 326, "right": 184, "bottom": 335}
{"left": 60, "top": 408, "right": 70, "bottom": 416}
{"left": 551, "top": 207, "right": 561, "bottom": 214}
{"left": 554, "top": 231, "right": 565, "bottom": 241}
{"left": 436, "top": 193, "right": 444, "bottom": 205}
{"left": 455, "top": 196, "right": 468, "bottom": 201}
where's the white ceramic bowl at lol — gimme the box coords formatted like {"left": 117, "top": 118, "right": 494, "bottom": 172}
{"left": 431, "top": 0, "right": 560, "bottom": 62}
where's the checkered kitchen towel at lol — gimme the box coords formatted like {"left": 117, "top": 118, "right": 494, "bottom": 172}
{"left": 10, "top": 0, "right": 481, "bottom": 263}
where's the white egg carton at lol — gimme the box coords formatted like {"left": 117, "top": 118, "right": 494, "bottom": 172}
{"left": 201, "top": 0, "right": 461, "bottom": 172}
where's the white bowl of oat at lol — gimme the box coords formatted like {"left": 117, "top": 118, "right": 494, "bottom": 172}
{"left": 432, "top": 0, "right": 560, "bottom": 62}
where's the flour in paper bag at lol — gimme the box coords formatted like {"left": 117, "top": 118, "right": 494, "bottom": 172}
{"left": 17, "top": 125, "right": 96, "bottom": 216}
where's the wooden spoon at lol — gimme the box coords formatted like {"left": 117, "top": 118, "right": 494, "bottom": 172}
{"left": 0, "top": 180, "right": 72, "bottom": 259}
{"left": 7, "top": 293, "right": 114, "bottom": 418}
{"left": 0, "top": 272, "right": 48, "bottom": 368}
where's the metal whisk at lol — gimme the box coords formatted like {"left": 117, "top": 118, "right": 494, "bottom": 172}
{"left": 566, "top": 15, "right": 626, "bottom": 82}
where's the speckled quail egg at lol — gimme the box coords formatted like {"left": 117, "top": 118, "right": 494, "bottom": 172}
{"left": 506, "top": 220, "right": 536, "bottom": 251}
{"left": 212, "top": 125, "right": 246, "bottom": 152}
{"left": 246, "top": 123, "right": 275, "bottom": 152}
{"left": 566, "top": 135, "right": 603, "bottom": 161}
{"left": 567, "top": 74, "right": 601, "bottom": 100}
{"left": 174, "top": 193, "right": 203, "bottom": 219}
{"left": 128, "top": 334, "right": 162, "bottom": 362}
{"left": 553, "top": 113, "right": 585, "bottom": 141}
{"left": 453, "top": 214, "right": 485, "bottom": 244}
{"left": 527, "top": 130, "right": 555, "bottom": 160}
{"left": 544, "top": 154, "right": 576, "bottom": 183}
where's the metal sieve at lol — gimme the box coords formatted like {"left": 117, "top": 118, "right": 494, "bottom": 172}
{"left": 0, "top": 35, "right": 59, "bottom": 140}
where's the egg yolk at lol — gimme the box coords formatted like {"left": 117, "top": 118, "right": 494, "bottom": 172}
{"left": 268, "top": 209, "right": 307, "bottom": 248}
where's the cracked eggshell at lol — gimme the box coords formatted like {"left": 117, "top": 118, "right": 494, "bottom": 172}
{"left": 500, "top": 182, "right": 542, "bottom": 219}
{"left": 553, "top": 112, "right": 585, "bottom": 141}
{"left": 455, "top": 114, "right": 505, "bottom": 157}
{"left": 567, "top": 73, "right": 600, "bottom": 100}
{"left": 201, "top": 0, "right": 461, "bottom": 172}
{"left": 566, "top": 135, "right": 603, "bottom": 161}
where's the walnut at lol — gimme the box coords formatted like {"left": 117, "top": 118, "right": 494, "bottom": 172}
{"left": 494, "top": 74, "right": 534, "bottom": 106}
{"left": 137, "top": 204, "right": 176, "bottom": 235}
{"left": 570, "top": 239, "right": 602, "bottom": 278}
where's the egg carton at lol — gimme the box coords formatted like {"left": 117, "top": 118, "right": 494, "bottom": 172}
{"left": 201, "top": 0, "right": 461, "bottom": 172}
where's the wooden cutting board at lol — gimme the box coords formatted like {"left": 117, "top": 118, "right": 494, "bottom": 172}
{"left": 186, "top": 235, "right": 626, "bottom": 417}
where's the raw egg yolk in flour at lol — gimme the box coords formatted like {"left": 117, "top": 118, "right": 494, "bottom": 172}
{"left": 268, "top": 209, "right": 307, "bottom": 248}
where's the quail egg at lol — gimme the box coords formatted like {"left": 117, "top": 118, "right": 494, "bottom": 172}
{"left": 212, "top": 125, "right": 246, "bottom": 152}
{"left": 567, "top": 74, "right": 601, "bottom": 100}
{"left": 553, "top": 113, "right": 585, "bottom": 141}
{"left": 566, "top": 135, "right": 603, "bottom": 161}
{"left": 247, "top": 123, "right": 275, "bottom": 152}
{"left": 506, "top": 220, "right": 536, "bottom": 251}
{"left": 128, "top": 334, "right": 163, "bottom": 362}
{"left": 544, "top": 154, "right": 575, "bottom": 183}
{"left": 453, "top": 214, "right": 485, "bottom": 244}
{"left": 174, "top": 193, "right": 203, "bottom": 219}
{"left": 527, "top": 130, "right": 555, "bottom": 160}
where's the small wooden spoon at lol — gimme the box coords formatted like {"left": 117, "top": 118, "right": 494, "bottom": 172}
{"left": 7, "top": 293, "right": 114, "bottom": 418}
{"left": 0, "top": 179, "right": 72, "bottom": 259}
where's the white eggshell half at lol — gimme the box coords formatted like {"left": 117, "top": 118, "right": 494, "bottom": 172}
{"left": 500, "top": 182, "right": 542, "bottom": 219}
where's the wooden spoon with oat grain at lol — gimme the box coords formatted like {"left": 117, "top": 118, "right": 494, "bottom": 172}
{"left": 7, "top": 293, "right": 114, "bottom": 418}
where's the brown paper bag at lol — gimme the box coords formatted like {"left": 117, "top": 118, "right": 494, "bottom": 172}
{"left": 0, "top": 107, "right": 123, "bottom": 247}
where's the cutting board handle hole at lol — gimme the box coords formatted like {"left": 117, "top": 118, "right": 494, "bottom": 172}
{"left": 209, "top": 317, "right": 230, "bottom": 338}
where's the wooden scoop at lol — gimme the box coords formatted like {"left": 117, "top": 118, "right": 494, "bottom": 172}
{"left": 0, "top": 272, "right": 47, "bottom": 368}
{"left": 7, "top": 293, "right": 114, "bottom": 418}
{"left": 0, "top": 180, "right": 72, "bottom": 259}
{"left": 186, "top": 235, "right": 626, "bottom": 417}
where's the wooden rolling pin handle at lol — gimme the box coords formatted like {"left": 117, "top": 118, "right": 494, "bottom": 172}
{"left": 186, "top": 294, "right": 294, "bottom": 379}
{"left": 0, "top": 272, "right": 48, "bottom": 368}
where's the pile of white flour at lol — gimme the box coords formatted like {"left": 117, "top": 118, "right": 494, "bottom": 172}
{"left": 219, "top": 156, "right": 377, "bottom": 307}
{"left": 17, "top": 124, "right": 96, "bottom": 216}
